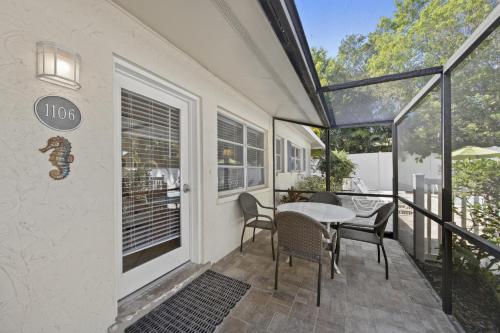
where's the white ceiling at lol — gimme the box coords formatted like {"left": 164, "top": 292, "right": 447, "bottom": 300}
{"left": 112, "top": 0, "right": 323, "bottom": 126}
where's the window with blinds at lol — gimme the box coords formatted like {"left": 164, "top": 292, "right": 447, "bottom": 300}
{"left": 217, "top": 113, "right": 266, "bottom": 192}
{"left": 247, "top": 127, "right": 264, "bottom": 187}
{"left": 275, "top": 137, "right": 283, "bottom": 172}
{"left": 287, "top": 141, "right": 302, "bottom": 172}
{"left": 121, "top": 88, "right": 182, "bottom": 270}
{"left": 302, "top": 147, "right": 307, "bottom": 172}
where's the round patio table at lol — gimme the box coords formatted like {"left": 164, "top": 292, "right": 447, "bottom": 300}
{"left": 277, "top": 202, "right": 355, "bottom": 224}
{"left": 276, "top": 202, "right": 357, "bottom": 274}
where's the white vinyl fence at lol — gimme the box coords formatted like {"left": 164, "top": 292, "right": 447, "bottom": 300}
{"left": 349, "top": 152, "right": 441, "bottom": 191}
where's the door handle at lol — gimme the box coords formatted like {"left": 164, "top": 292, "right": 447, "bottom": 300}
{"left": 182, "top": 184, "right": 191, "bottom": 193}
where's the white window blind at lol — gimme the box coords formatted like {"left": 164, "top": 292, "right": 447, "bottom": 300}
{"left": 218, "top": 115, "right": 244, "bottom": 192}
{"left": 121, "top": 88, "right": 181, "bottom": 256}
{"left": 247, "top": 127, "right": 264, "bottom": 187}
{"left": 302, "top": 147, "right": 307, "bottom": 171}
{"left": 217, "top": 113, "right": 266, "bottom": 192}
{"left": 287, "top": 142, "right": 302, "bottom": 172}
{"left": 275, "top": 137, "right": 283, "bottom": 172}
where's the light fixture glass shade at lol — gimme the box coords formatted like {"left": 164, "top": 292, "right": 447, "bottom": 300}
{"left": 36, "top": 41, "right": 81, "bottom": 90}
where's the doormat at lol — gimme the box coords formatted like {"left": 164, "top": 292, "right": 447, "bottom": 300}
{"left": 125, "top": 270, "right": 251, "bottom": 333}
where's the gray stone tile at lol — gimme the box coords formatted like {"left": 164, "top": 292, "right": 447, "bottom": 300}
{"left": 217, "top": 316, "right": 249, "bottom": 333}
{"left": 212, "top": 232, "right": 457, "bottom": 333}
{"left": 268, "top": 312, "right": 315, "bottom": 333}
{"left": 290, "top": 301, "right": 319, "bottom": 324}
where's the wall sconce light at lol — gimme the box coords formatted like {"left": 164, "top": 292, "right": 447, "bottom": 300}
{"left": 37, "top": 41, "right": 81, "bottom": 90}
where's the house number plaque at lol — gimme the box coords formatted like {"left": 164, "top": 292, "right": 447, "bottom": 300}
{"left": 34, "top": 96, "right": 81, "bottom": 131}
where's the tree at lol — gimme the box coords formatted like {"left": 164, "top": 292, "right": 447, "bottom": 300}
{"left": 312, "top": 0, "right": 498, "bottom": 158}
{"left": 318, "top": 150, "right": 357, "bottom": 191}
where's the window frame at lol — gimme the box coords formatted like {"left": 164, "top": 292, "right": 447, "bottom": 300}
{"left": 288, "top": 142, "right": 303, "bottom": 173}
{"left": 302, "top": 147, "right": 307, "bottom": 172}
{"left": 217, "top": 111, "right": 267, "bottom": 195}
{"left": 275, "top": 136, "right": 284, "bottom": 173}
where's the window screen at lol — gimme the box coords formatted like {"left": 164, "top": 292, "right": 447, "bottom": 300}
{"left": 121, "top": 88, "right": 181, "bottom": 258}
{"left": 217, "top": 113, "right": 266, "bottom": 192}
{"left": 218, "top": 114, "right": 245, "bottom": 192}
{"left": 275, "top": 137, "right": 283, "bottom": 172}
{"left": 302, "top": 147, "right": 307, "bottom": 171}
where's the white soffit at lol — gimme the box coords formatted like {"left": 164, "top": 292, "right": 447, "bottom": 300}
{"left": 112, "top": 0, "right": 322, "bottom": 126}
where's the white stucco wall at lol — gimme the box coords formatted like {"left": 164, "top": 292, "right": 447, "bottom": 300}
{"left": 0, "top": 0, "right": 274, "bottom": 331}
{"left": 274, "top": 122, "right": 313, "bottom": 192}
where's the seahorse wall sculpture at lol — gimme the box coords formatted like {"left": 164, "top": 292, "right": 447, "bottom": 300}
{"left": 39, "top": 136, "right": 74, "bottom": 180}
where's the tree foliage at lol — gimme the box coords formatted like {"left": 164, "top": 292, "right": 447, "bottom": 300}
{"left": 311, "top": 0, "right": 498, "bottom": 157}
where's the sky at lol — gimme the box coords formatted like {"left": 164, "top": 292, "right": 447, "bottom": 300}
{"left": 295, "top": 0, "right": 397, "bottom": 57}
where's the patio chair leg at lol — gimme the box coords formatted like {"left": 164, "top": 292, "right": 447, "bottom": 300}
{"left": 331, "top": 250, "right": 335, "bottom": 279}
{"left": 274, "top": 251, "right": 280, "bottom": 290}
{"left": 381, "top": 244, "right": 388, "bottom": 280}
{"left": 253, "top": 228, "right": 256, "bottom": 242}
{"left": 240, "top": 225, "right": 246, "bottom": 252}
{"left": 271, "top": 232, "right": 275, "bottom": 261}
{"left": 335, "top": 234, "right": 341, "bottom": 265}
{"left": 317, "top": 262, "right": 322, "bottom": 306}
{"left": 289, "top": 256, "right": 292, "bottom": 267}
{"left": 377, "top": 244, "right": 380, "bottom": 263}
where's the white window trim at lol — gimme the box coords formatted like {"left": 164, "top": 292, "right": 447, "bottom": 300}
{"left": 217, "top": 110, "right": 267, "bottom": 197}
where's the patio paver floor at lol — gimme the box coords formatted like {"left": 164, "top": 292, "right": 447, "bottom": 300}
{"left": 212, "top": 231, "right": 458, "bottom": 333}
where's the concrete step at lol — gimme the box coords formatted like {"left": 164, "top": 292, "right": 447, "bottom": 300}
{"left": 109, "top": 262, "right": 211, "bottom": 332}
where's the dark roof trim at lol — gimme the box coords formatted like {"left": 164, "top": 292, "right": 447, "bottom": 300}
{"left": 335, "top": 120, "right": 393, "bottom": 128}
{"left": 258, "top": 0, "right": 332, "bottom": 127}
{"left": 319, "top": 66, "right": 443, "bottom": 93}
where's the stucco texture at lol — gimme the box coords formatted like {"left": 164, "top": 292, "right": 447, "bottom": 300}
{"left": 0, "top": 0, "right": 273, "bottom": 331}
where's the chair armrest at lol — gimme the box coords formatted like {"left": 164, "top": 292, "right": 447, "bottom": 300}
{"left": 340, "top": 223, "right": 375, "bottom": 232}
{"left": 356, "top": 210, "right": 378, "bottom": 218}
{"left": 256, "top": 200, "right": 277, "bottom": 211}
{"left": 255, "top": 214, "right": 273, "bottom": 221}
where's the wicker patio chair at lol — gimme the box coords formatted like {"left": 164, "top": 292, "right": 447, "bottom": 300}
{"left": 275, "top": 211, "right": 337, "bottom": 306}
{"left": 238, "top": 192, "right": 277, "bottom": 260}
{"left": 336, "top": 202, "right": 395, "bottom": 279}
{"left": 309, "top": 192, "right": 342, "bottom": 206}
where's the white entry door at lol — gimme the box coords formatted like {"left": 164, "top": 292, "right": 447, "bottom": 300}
{"left": 115, "top": 69, "right": 190, "bottom": 298}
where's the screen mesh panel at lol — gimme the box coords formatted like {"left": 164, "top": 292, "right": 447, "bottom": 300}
{"left": 121, "top": 89, "right": 181, "bottom": 256}
{"left": 397, "top": 84, "right": 442, "bottom": 215}
{"left": 324, "top": 76, "right": 430, "bottom": 125}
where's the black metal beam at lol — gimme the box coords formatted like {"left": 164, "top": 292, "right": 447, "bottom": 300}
{"left": 258, "top": 0, "right": 331, "bottom": 127}
{"left": 398, "top": 197, "right": 443, "bottom": 224}
{"left": 335, "top": 120, "right": 393, "bottom": 129}
{"left": 443, "top": 222, "right": 500, "bottom": 260}
{"left": 325, "top": 129, "right": 331, "bottom": 191}
{"left": 319, "top": 66, "right": 443, "bottom": 93}
{"left": 273, "top": 189, "right": 394, "bottom": 198}
{"left": 392, "top": 124, "right": 399, "bottom": 240}
{"left": 441, "top": 72, "right": 453, "bottom": 314}
{"left": 272, "top": 117, "right": 276, "bottom": 212}
{"left": 273, "top": 116, "right": 327, "bottom": 129}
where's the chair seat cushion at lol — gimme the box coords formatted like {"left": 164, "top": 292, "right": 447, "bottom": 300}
{"left": 340, "top": 228, "right": 380, "bottom": 244}
{"left": 247, "top": 219, "right": 274, "bottom": 230}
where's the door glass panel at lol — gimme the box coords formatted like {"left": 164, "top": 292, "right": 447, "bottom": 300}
{"left": 121, "top": 88, "right": 181, "bottom": 272}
